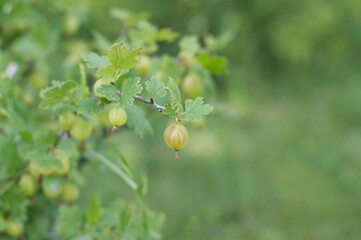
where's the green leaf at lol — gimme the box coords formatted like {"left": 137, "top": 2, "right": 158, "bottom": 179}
{"left": 197, "top": 52, "right": 228, "bottom": 74}
{"left": 38, "top": 154, "right": 63, "bottom": 172}
{"left": 79, "top": 64, "right": 90, "bottom": 99}
{"left": 119, "top": 203, "right": 132, "bottom": 232}
{"left": 145, "top": 76, "right": 166, "bottom": 99}
{"left": 162, "top": 103, "right": 182, "bottom": 119}
{"left": 182, "top": 216, "right": 197, "bottom": 240}
{"left": 56, "top": 205, "right": 83, "bottom": 238}
{"left": 81, "top": 52, "right": 110, "bottom": 70}
{"left": 119, "top": 77, "right": 143, "bottom": 108}
{"left": 0, "top": 215, "right": 6, "bottom": 232}
{"left": 39, "top": 81, "right": 76, "bottom": 109}
{"left": 137, "top": 174, "right": 148, "bottom": 197}
{"left": 77, "top": 98, "right": 104, "bottom": 114}
{"left": 182, "top": 97, "right": 213, "bottom": 121}
{"left": 167, "top": 77, "right": 181, "bottom": 104}
{"left": 86, "top": 194, "right": 103, "bottom": 227}
{"left": 97, "top": 43, "right": 143, "bottom": 83}
{"left": 95, "top": 84, "right": 120, "bottom": 101}
{"left": 179, "top": 36, "right": 200, "bottom": 55}
{"left": 126, "top": 104, "right": 153, "bottom": 137}
{"left": 155, "top": 28, "right": 179, "bottom": 42}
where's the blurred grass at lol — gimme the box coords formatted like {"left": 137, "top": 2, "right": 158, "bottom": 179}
{"left": 78, "top": 0, "right": 361, "bottom": 239}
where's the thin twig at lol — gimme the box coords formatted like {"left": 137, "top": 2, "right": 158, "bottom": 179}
{"left": 115, "top": 90, "right": 165, "bottom": 112}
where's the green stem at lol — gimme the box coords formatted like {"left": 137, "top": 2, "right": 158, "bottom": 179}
{"left": 88, "top": 150, "right": 138, "bottom": 190}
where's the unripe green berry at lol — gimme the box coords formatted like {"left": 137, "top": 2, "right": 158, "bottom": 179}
{"left": 109, "top": 107, "right": 127, "bottom": 127}
{"left": 5, "top": 221, "right": 23, "bottom": 238}
{"left": 164, "top": 123, "right": 189, "bottom": 159}
{"left": 72, "top": 117, "right": 93, "bottom": 141}
{"left": 62, "top": 182, "right": 79, "bottom": 202}
{"left": 94, "top": 80, "right": 110, "bottom": 98}
{"left": 182, "top": 74, "right": 202, "bottom": 96}
{"left": 42, "top": 176, "right": 63, "bottom": 198}
{"left": 19, "top": 174, "right": 37, "bottom": 196}
{"left": 134, "top": 56, "right": 151, "bottom": 75}
{"left": 59, "top": 112, "right": 76, "bottom": 131}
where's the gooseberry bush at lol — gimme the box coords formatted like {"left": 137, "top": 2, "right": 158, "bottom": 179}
{"left": 0, "top": 1, "right": 227, "bottom": 239}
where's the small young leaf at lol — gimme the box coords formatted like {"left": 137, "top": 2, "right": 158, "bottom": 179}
{"left": 137, "top": 174, "right": 148, "bottom": 197}
{"left": 119, "top": 203, "right": 132, "bottom": 232}
{"left": 182, "top": 97, "right": 213, "bottom": 121}
{"left": 95, "top": 84, "right": 120, "bottom": 101}
{"left": 145, "top": 76, "right": 166, "bottom": 99}
{"left": 39, "top": 81, "right": 76, "bottom": 109}
{"left": 162, "top": 103, "right": 183, "bottom": 119}
{"left": 86, "top": 194, "right": 103, "bottom": 227}
{"left": 119, "top": 77, "right": 143, "bottom": 108}
{"left": 167, "top": 77, "right": 181, "bottom": 104}
{"left": 126, "top": 104, "right": 153, "bottom": 137}
{"left": 78, "top": 64, "right": 90, "bottom": 99}
{"left": 97, "top": 43, "right": 143, "bottom": 83}
{"left": 81, "top": 52, "right": 110, "bottom": 70}
{"left": 77, "top": 98, "right": 104, "bottom": 114}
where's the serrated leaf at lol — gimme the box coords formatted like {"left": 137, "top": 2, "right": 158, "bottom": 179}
{"left": 97, "top": 43, "right": 143, "bottom": 83}
{"left": 56, "top": 205, "right": 83, "bottom": 238}
{"left": 145, "top": 76, "right": 166, "bottom": 99}
{"left": 182, "top": 97, "right": 213, "bottom": 121}
{"left": 167, "top": 77, "right": 181, "bottom": 104}
{"left": 35, "top": 153, "right": 63, "bottom": 172}
{"left": 196, "top": 52, "right": 228, "bottom": 74}
{"left": 126, "top": 104, "right": 153, "bottom": 137}
{"left": 162, "top": 103, "right": 179, "bottom": 119}
{"left": 77, "top": 98, "right": 104, "bottom": 114}
{"left": 39, "top": 81, "right": 76, "bottom": 109}
{"left": 95, "top": 84, "right": 120, "bottom": 101}
{"left": 86, "top": 194, "right": 103, "bottom": 227}
{"left": 119, "top": 77, "right": 143, "bottom": 108}
{"left": 81, "top": 52, "right": 110, "bottom": 70}
{"left": 179, "top": 36, "right": 200, "bottom": 55}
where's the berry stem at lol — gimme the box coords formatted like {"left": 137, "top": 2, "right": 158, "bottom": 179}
{"left": 115, "top": 89, "right": 165, "bottom": 112}
{"left": 67, "top": 131, "right": 71, "bottom": 138}
{"left": 112, "top": 125, "right": 117, "bottom": 132}
{"left": 175, "top": 150, "right": 179, "bottom": 160}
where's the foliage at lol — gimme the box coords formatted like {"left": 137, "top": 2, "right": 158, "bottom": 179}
{"left": 0, "top": 1, "right": 226, "bottom": 239}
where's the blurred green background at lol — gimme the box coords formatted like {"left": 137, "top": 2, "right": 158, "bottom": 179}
{"left": 4, "top": 0, "right": 361, "bottom": 239}
{"left": 81, "top": 0, "right": 361, "bottom": 239}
